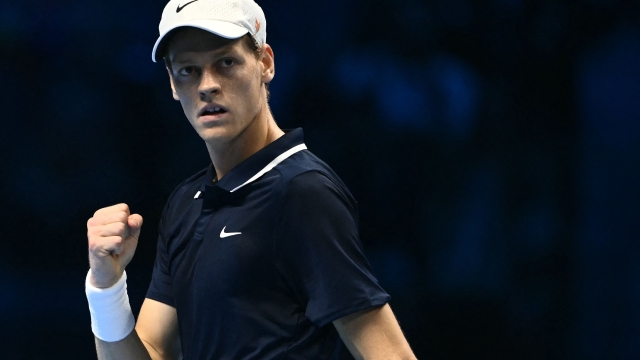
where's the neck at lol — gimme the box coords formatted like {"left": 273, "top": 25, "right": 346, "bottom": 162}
{"left": 205, "top": 104, "right": 284, "bottom": 180}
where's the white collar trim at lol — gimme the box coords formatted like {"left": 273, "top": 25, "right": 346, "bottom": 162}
{"left": 229, "top": 143, "right": 307, "bottom": 193}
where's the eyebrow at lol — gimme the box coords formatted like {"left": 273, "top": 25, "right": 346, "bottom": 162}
{"left": 170, "top": 46, "right": 240, "bottom": 65}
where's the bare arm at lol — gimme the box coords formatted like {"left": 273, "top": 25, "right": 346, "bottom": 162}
{"left": 333, "top": 303, "right": 417, "bottom": 360}
{"left": 136, "top": 299, "right": 182, "bottom": 360}
{"left": 95, "top": 299, "right": 181, "bottom": 360}
{"left": 95, "top": 329, "right": 152, "bottom": 360}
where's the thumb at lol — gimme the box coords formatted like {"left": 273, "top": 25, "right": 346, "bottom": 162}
{"left": 127, "top": 214, "right": 143, "bottom": 239}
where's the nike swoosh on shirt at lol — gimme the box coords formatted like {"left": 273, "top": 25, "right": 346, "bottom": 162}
{"left": 176, "top": 0, "right": 199, "bottom": 13}
{"left": 220, "top": 226, "right": 242, "bottom": 238}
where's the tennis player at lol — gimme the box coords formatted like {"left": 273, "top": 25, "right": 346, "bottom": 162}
{"left": 85, "top": 0, "right": 416, "bottom": 358}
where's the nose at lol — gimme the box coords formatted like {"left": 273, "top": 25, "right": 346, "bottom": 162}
{"left": 198, "top": 67, "right": 221, "bottom": 100}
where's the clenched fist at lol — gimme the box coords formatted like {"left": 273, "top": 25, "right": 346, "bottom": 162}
{"left": 87, "top": 204, "right": 143, "bottom": 289}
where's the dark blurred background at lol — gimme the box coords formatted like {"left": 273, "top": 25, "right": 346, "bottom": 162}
{"left": 1, "top": 0, "right": 639, "bottom": 358}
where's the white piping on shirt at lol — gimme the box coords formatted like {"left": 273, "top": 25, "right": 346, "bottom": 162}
{"left": 230, "top": 143, "right": 308, "bottom": 193}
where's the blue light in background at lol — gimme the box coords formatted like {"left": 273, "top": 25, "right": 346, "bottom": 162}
{"left": 433, "top": 163, "right": 507, "bottom": 295}
{"left": 118, "top": 44, "right": 161, "bottom": 84}
{"left": 367, "top": 246, "right": 414, "bottom": 293}
{"left": 429, "top": 54, "right": 480, "bottom": 140}
{"left": 376, "top": 65, "right": 432, "bottom": 130}
{"left": 333, "top": 50, "right": 378, "bottom": 100}
{"left": 578, "top": 28, "right": 640, "bottom": 149}
{"left": 333, "top": 48, "right": 432, "bottom": 130}
{"left": 333, "top": 50, "right": 479, "bottom": 136}
{"left": 0, "top": 2, "right": 40, "bottom": 36}
{"left": 575, "top": 25, "right": 640, "bottom": 358}
{"left": 0, "top": 271, "right": 18, "bottom": 319}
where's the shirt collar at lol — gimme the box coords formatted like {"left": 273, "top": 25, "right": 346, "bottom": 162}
{"left": 197, "top": 128, "right": 307, "bottom": 196}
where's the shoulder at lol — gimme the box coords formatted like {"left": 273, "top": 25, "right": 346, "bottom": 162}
{"left": 278, "top": 150, "right": 353, "bottom": 194}
{"left": 275, "top": 150, "right": 358, "bottom": 217}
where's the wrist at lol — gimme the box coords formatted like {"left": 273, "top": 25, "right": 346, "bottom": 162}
{"left": 85, "top": 269, "right": 135, "bottom": 342}
{"left": 89, "top": 270, "right": 123, "bottom": 289}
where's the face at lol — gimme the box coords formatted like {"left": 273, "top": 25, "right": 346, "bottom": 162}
{"left": 165, "top": 28, "right": 274, "bottom": 146}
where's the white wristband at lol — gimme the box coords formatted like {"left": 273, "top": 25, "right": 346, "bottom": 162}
{"left": 85, "top": 269, "right": 136, "bottom": 342}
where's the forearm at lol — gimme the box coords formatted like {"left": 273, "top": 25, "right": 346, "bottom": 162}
{"left": 95, "top": 330, "right": 153, "bottom": 360}
{"left": 335, "top": 304, "right": 417, "bottom": 360}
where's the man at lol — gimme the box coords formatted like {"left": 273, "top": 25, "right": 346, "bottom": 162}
{"left": 85, "top": 0, "right": 417, "bottom": 358}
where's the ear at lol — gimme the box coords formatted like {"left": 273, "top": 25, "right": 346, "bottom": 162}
{"left": 260, "top": 44, "right": 275, "bottom": 84}
{"left": 166, "top": 66, "right": 180, "bottom": 101}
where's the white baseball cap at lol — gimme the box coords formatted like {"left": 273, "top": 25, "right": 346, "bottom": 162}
{"left": 152, "top": 0, "right": 267, "bottom": 62}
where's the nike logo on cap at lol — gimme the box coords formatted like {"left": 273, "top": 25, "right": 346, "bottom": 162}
{"left": 176, "top": 0, "right": 199, "bottom": 13}
{"left": 220, "top": 226, "right": 242, "bottom": 238}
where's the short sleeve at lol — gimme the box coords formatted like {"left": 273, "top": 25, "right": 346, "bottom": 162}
{"left": 274, "top": 171, "right": 390, "bottom": 327}
{"left": 146, "top": 224, "right": 175, "bottom": 307}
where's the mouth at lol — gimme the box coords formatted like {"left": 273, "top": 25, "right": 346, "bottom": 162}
{"left": 198, "top": 105, "right": 228, "bottom": 118}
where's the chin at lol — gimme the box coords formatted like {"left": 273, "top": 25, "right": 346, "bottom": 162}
{"left": 198, "top": 127, "right": 238, "bottom": 145}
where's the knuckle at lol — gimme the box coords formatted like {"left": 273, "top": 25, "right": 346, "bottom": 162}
{"left": 88, "top": 239, "right": 104, "bottom": 252}
{"left": 87, "top": 227, "right": 100, "bottom": 238}
{"left": 117, "top": 203, "right": 130, "bottom": 214}
{"left": 117, "top": 211, "right": 129, "bottom": 223}
{"left": 114, "top": 222, "right": 126, "bottom": 234}
{"left": 88, "top": 242, "right": 99, "bottom": 252}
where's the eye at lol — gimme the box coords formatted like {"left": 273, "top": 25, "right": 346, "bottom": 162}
{"left": 178, "top": 66, "right": 196, "bottom": 76}
{"left": 221, "top": 58, "right": 235, "bottom": 67}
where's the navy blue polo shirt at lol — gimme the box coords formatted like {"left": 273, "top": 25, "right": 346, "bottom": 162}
{"left": 146, "top": 128, "right": 390, "bottom": 359}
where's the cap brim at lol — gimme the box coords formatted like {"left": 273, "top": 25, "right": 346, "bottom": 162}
{"left": 152, "top": 19, "right": 249, "bottom": 62}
